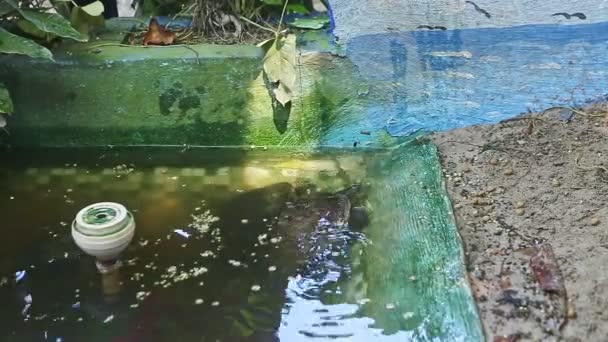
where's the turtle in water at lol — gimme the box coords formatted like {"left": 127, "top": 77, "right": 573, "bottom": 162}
{"left": 214, "top": 182, "right": 371, "bottom": 339}
{"left": 274, "top": 182, "right": 370, "bottom": 276}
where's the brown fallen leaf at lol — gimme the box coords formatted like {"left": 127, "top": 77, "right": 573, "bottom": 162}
{"left": 143, "top": 18, "right": 175, "bottom": 46}
{"left": 530, "top": 243, "right": 564, "bottom": 294}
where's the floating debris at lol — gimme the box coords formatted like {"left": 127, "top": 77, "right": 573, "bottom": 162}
{"left": 136, "top": 291, "right": 150, "bottom": 301}
{"left": 200, "top": 250, "right": 214, "bottom": 258}
{"left": 174, "top": 229, "right": 190, "bottom": 238}
{"left": 188, "top": 204, "right": 220, "bottom": 234}
{"left": 15, "top": 270, "right": 26, "bottom": 283}
{"left": 103, "top": 315, "right": 114, "bottom": 324}
{"left": 268, "top": 266, "right": 277, "bottom": 272}
{"left": 228, "top": 260, "right": 241, "bottom": 267}
{"left": 251, "top": 285, "right": 261, "bottom": 292}
{"left": 194, "top": 298, "right": 204, "bottom": 305}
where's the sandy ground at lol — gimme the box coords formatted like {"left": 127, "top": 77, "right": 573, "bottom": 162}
{"left": 431, "top": 103, "right": 608, "bottom": 342}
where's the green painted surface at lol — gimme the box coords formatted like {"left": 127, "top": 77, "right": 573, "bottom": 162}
{"left": 353, "top": 137, "right": 484, "bottom": 340}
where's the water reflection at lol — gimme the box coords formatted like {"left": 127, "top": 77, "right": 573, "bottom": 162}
{"left": 0, "top": 148, "right": 387, "bottom": 341}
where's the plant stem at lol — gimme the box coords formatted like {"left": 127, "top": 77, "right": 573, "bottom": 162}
{"left": 276, "top": 0, "right": 289, "bottom": 37}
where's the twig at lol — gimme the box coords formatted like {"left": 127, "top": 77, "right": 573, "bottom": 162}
{"left": 437, "top": 140, "right": 531, "bottom": 155}
{"left": 277, "top": 0, "right": 290, "bottom": 36}
{"left": 239, "top": 15, "right": 275, "bottom": 34}
{"left": 552, "top": 105, "right": 605, "bottom": 118}
{"left": 575, "top": 154, "right": 608, "bottom": 173}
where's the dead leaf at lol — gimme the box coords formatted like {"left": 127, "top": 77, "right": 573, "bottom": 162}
{"left": 143, "top": 18, "right": 175, "bottom": 46}
{"left": 530, "top": 243, "right": 564, "bottom": 294}
{"left": 262, "top": 34, "right": 296, "bottom": 106}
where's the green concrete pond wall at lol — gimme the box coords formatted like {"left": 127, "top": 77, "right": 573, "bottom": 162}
{"left": 0, "top": 25, "right": 369, "bottom": 148}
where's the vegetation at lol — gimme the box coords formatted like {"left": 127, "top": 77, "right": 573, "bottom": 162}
{"left": 0, "top": 0, "right": 105, "bottom": 60}
{"left": 0, "top": 0, "right": 330, "bottom": 129}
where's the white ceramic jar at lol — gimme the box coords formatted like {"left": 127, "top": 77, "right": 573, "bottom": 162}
{"left": 72, "top": 202, "right": 135, "bottom": 262}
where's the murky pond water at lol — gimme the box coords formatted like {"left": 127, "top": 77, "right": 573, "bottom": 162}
{"left": 0, "top": 147, "right": 382, "bottom": 341}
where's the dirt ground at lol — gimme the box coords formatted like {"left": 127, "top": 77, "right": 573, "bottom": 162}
{"left": 431, "top": 103, "right": 608, "bottom": 342}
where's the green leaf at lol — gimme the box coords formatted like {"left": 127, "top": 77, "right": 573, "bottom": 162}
{"left": 0, "top": 83, "right": 13, "bottom": 116}
{"left": 0, "top": 2, "right": 14, "bottom": 16}
{"left": 20, "top": 10, "right": 85, "bottom": 41}
{"left": 5, "top": 0, "right": 85, "bottom": 41}
{"left": 0, "top": 27, "right": 53, "bottom": 60}
{"left": 70, "top": 6, "right": 104, "bottom": 39}
{"left": 80, "top": 1, "right": 104, "bottom": 16}
{"left": 287, "top": 4, "right": 309, "bottom": 14}
{"left": 262, "top": 34, "right": 296, "bottom": 106}
{"left": 17, "top": 18, "right": 56, "bottom": 41}
{"left": 288, "top": 16, "right": 329, "bottom": 30}
{"left": 261, "top": 0, "right": 283, "bottom": 5}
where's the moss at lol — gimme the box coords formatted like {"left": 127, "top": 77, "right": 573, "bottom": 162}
{"left": 159, "top": 82, "right": 184, "bottom": 116}
{"left": 0, "top": 32, "right": 371, "bottom": 149}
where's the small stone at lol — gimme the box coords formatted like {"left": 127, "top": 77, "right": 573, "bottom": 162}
{"left": 567, "top": 304, "right": 577, "bottom": 319}
{"left": 489, "top": 158, "right": 499, "bottom": 165}
{"left": 591, "top": 217, "right": 600, "bottom": 226}
{"left": 515, "top": 209, "right": 525, "bottom": 216}
{"left": 551, "top": 178, "right": 561, "bottom": 187}
{"left": 462, "top": 165, "right": 471, "bottom": 173}
{"left": 503, "top": 168, "right": 514, "bottom": 176}
{"left": 482, "top": 215, "right": 491, "bottom": 222}
{"left": 268, "top": 266, "right": 277, "bottom": 272}
{"left": 514, "top": 201, "right": 525, "bottom": 209}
